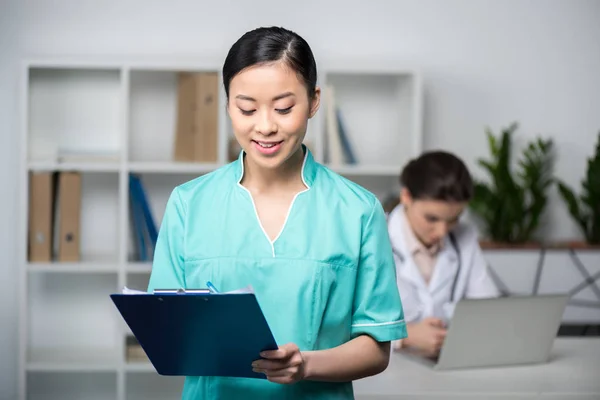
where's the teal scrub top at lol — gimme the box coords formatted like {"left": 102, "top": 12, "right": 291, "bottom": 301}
{"left": 147, "top": 147, "right": 407, "bottom": 400}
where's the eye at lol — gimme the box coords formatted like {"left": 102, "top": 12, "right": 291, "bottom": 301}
{"left": 275, "top": 106, "right": 293, "bottom": 115}
{"left": 425, "top": 215, "right": 439, "bottom": 223}
{"left": 239, "top": 108, "right": 255, "bottom": 116}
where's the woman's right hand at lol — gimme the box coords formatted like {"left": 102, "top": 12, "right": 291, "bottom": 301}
{"left": 405, "top": 317, "right": 447, "bottom": 357}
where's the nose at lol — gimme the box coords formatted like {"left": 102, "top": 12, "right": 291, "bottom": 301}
{"left": 255, "top": 110, "right": 277, "bottom": 136}
{"left": 434, "top": 223, "right": 449, "bottom": 239}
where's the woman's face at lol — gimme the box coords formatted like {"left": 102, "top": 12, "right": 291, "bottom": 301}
{"left": 227, "top": 61, "right": 320, "bottom": 170}
{"left": 401, "top": 188, "right": 466, "bottom": 247}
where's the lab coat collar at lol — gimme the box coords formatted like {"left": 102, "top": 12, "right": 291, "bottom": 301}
{"left": 428, "top": 239, "right": 460, "bottom": 297}
{"left": 387, "top": 204, "right": 407, "bottom": 257}
{"left": 389, "top": 204, "right": 447, "bottom": 258}
{"left": 234, "top": 144, "right": 316, "bottom": 188}
{"left": 388, "top": 205, "right": 428, "bottom": 292}
{"left": 389, "top": 204, "right": 459, "bottom": 295}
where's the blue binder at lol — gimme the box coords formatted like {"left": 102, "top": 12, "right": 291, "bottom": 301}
{"left": 111, "top": 291, "right": 278, "bottom": 378}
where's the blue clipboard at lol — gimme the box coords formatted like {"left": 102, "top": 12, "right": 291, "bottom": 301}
{"left": 110, "top": 291, "right": 278, "bottom": 378}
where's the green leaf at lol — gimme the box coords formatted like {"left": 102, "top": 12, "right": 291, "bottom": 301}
{"left": 555, "top": 131, "right": 600, "bottom": 244}
{"left": 469, "top": 122, "right": 555, "bottom": 244}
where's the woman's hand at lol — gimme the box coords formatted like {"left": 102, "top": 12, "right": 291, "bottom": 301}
{"left": 252, "top": 343, "right": 306, "bottom": 384}
{"left": 405, "top": 317, "right": 447, "bottom": 357}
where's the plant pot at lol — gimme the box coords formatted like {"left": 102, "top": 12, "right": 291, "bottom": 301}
{"left": 478, "top": 240, "right": 544, "bottom": 250}
{"left": 549, "top": 240, "right": 600, "bottom": 250}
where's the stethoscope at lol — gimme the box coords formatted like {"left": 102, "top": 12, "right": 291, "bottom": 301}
{"left": 391, "top": 229, "right": 463, "bottom": 303}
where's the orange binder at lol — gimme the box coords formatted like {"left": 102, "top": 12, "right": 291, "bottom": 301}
{"left": 173, "top": 72, "right": 219, "bottom": 162}
{"left": 57, "top": 172, "right": 82, "bottom": 262}
{"left": 28, "top": 172, "right": 56, "bottom": 262}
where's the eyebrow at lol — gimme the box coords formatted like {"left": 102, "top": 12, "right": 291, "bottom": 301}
{"left": 425, "top": 213, "right": 460, "bottom": 222}
{"left": 235, "top": 92, "right": 295, "bottom": 102}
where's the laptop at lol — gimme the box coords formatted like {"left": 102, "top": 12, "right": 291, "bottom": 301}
{"left": 431, "top": 294, "right": 569, "bottom": 370}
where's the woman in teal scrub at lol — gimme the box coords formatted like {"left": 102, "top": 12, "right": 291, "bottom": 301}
{"left": 148, "top": 26, "right": 407, "bottom": 399}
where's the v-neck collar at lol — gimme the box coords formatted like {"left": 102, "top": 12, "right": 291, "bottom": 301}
{"left": 233, "top": 144, "right": 317, "bottom": 188}
{"left": 232, "top": 144, "right": 316, "bottom": 257}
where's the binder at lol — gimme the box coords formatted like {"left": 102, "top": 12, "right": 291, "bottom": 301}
{"left": 173, "top": 72, "right": 219, "bottom": 162}
{"left": 28, "top": 172, "right": 56, "bottom": 262}
{"left": 110, "top": 290, "right": 278, "bottom": 378}
{"left": 128, "top": 174, "right": 158, "bottom": 261}
{"left": 57, "top": 172, "right": 81, "bottom": 262}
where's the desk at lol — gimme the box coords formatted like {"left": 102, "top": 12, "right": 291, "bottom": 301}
{"left": 354, "top": 338, "right": 600, "bottom": 399}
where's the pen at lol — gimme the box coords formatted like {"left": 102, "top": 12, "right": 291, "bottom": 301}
{"left": 206, "top": 281, "right": 220, "bottom": 294}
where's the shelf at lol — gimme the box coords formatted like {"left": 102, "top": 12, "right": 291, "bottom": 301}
{"left": 27, "top": 172, "right": 122, "bottom": 263}
{"left": 128, "top": 69, "right": 226, "bottom": 163}
{"left": 28, "top": 273, "right": 120, "bottom": 355}
{"left": 27, "top": 67, "right": 122, "bottom": 164}
{"left": 126, "top": 271, "right": 152, "bottom": 292}
{"left": 127, "top": 162, "right": 402, "bottom": 176}
{"left": 27, "top": 348, "right": 119, "bottom": 372}
{"left": 127, "top": 173, "right": 193, "bottom": 262}
{"left": 28, "top": 161, "right": 121, "bottom": 172}
{"left": 324, "top": 71, "right": 421, "bottom": 168}
{"left": 327, "top": 164, "right": 403, "bottom": 176}
{"left": 128, "top": 161, "right": 221, "bottom": 174}
{"left": 128, "top": 162, "right": 403, "bottom": 176}
{"left": 27, "top": 253, "right": 119, "bottom": 272}
{"left": 125, "top": 361, "right": 155, "bottom": 372}
{"left": 127, "top": 262, "right": 153, "bottom": 273}
{"left": 27, "top": 260, "right": 119, "bottom": 274}
{"left": 126, "top": 371, "right": 184, "bottom": 400}
{"left": 27, "top": 371, "right": 117, "bottom": 400}
{"left": 19, "top": 60, "right": 424, "bottom": 400}
{"left": 80, "top": 173, "right": 121, "bottom": 259}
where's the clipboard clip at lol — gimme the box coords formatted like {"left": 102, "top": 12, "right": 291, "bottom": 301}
{"left": 153, "top": 288, "right": 211, "bottom": 294}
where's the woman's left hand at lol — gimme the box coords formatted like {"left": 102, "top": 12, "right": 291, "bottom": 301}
{"left": 252, "top": 343, "right": 306, "bottom": 384}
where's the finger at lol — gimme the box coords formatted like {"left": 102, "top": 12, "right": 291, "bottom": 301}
{"left": 260, "top": 343, "right": 297, "bottom": 360}
{"left": 429, "top": 340, "right": 439, "bottom": 352}
{"left": 264, "top": 366, "right": 297, "bottom": 378}
{"left": 252, "top": 359, "right": 288, "bottom": 371}
{"left": 434, "top": 329, "right": 447, "bottom": 338}
{"left": 426, "top": 318, "right": 445, "bottom": 328}
{"left": 260, "top": 348, "right": 288, "bottom": 360}
{"left": 265, "top": 369, "right": 301, "bottom": 385}
{"left": 430, "top": 334, "right": 444, "bottom": 347}
{"left": 266, "top": 375, "right": 297, "bottom": 385}
{"left": 254, "top": 351, "right": 303, "bottom": 370}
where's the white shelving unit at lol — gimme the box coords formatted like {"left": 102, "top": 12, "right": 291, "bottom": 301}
{"left": 18, "top": 58, "right": 423, "bottom": 400}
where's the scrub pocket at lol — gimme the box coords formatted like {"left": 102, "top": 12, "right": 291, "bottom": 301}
{"left": 183, "top": 256, "right": 357, "bottom": 351}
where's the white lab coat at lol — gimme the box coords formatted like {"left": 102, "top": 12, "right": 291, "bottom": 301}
{"left": 387, "top": 205, "right": 499, "bottom": 325}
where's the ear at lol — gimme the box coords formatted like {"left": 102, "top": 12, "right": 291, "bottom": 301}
{"left": 400, "top": 187, "right": 413, "bottom": 206}
{"left": 308, "top": 86, "right": 321, "bottom": 119}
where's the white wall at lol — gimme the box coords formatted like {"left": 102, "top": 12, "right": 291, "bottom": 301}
{"left": 1, "top": 0, "right": 600, "bottom": 398}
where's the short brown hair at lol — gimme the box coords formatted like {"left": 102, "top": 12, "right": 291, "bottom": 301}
{"left": 400, "top": 151, "right": 473, "bottom": 202}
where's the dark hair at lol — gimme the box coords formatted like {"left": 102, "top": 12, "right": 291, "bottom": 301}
{"left": 222, "top": 26, "right": 318, "bottom": 99}
{"left": 400, "top": 151, "right": 473, "bottom": 202}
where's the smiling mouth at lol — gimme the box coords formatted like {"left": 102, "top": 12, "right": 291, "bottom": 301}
{"left": 252, "top": 140, "right": 284, "bottom": 155}
{"left": 254, "top": 140, "right": 282, "bottom": 148}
